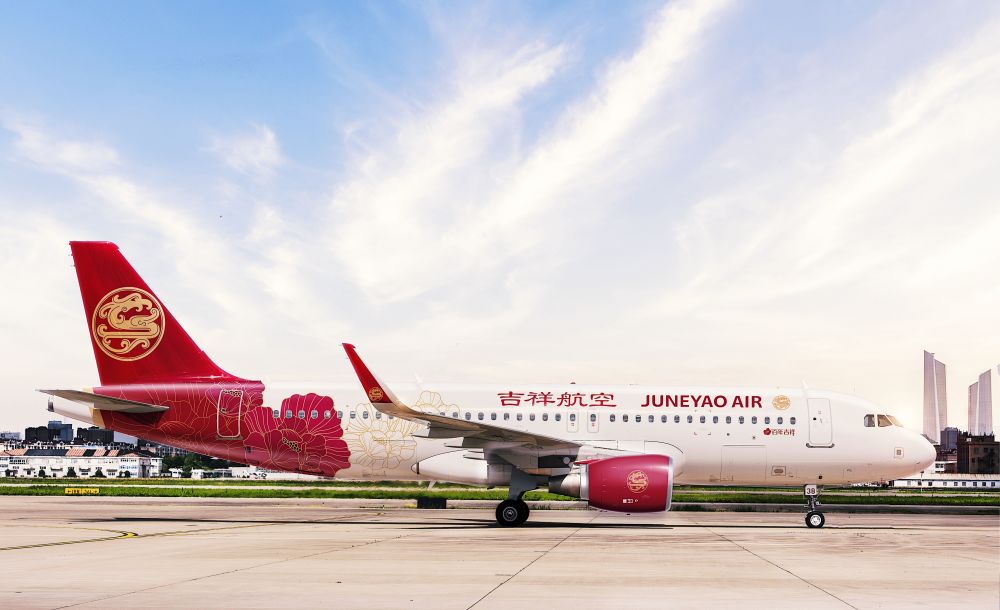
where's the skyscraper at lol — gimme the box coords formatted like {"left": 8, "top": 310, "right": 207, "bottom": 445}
{"left": 968, "top": 369, "right": 994, "bottom": 436}
{"left": 923, "top": 351, "right": 948, "bottom": 443}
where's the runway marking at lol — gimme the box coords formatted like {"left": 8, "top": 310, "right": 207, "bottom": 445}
{"left": 692, "top": 517, "right": 860, "bottom": 610}
{"left": 465, "top": 513, "right": 599, "bottom": 610}
{"left": 50, "top": 511, "right": 419, "bottom": 610}
{"left": 0, "top": 525, "right": 137, "bottom": 552}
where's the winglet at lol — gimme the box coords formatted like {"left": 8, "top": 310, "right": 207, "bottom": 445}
{"left": 342, "top": 343, "right": 401, "bottom": 406}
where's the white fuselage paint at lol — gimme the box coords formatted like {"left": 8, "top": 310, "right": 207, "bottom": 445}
{"left": 262, "top": 382, "right": 936, "bottom": 487}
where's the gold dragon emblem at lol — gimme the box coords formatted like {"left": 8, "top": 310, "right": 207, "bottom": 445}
{"left": 91, "top": 287, "right": 165, "bottom": 361}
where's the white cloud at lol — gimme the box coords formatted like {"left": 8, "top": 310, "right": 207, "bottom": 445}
{"left": 3, "top": 120, "right": 119, "bottom": 173}
{"left": 208, "top": 124, "right": 285, "bottom": 179}
{"left": 330, "top": 0, "right": 734, "bottom": 303}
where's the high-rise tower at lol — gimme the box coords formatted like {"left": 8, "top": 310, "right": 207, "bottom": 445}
{"left": 968, "top": 369, "right": 993, "bottom": 436}
{"left": 923, "top": 351, "right": 948, "bottom": 443}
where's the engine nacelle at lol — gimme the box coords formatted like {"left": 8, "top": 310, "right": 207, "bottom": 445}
{"left": 549, "top": 454, "right": 673, "bottom": 513}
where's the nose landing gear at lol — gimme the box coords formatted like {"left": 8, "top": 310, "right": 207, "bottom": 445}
{"left": 804, "top": 484, "right": 825, "bottom": 528}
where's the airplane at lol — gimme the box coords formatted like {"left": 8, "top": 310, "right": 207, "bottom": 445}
{"left": 42, "top": 241, "right": 936, "bottom": 528}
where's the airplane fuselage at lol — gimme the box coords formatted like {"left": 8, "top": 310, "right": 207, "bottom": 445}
{"left": 81, "top": 381, "right": 933, "bottom": 487}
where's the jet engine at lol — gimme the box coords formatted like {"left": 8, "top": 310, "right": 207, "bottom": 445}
{"left": 548, "top": 454, "right": 673, "bottom": 512}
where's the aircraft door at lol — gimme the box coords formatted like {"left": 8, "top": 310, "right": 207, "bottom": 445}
{"left": 567, "top": 412, "right": 579, "bottom": 434}
{"left": 587, "top": 412, "right": 599, "bottom": 433}
{"left": 217, "top": 389, "right": 243, "bottom": 439}
{"left": 807, "top": 398, "right": 833, "bottom": 447}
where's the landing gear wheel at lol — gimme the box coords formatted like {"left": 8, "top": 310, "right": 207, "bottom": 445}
{"left": 496, "top": 499, "right": 530, "bottom": 527}
{"left": 805, "top": 511, "right": 825, "bottom": 528}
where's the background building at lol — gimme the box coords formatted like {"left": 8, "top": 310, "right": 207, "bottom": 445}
{"left": 957, "top": 433, "right": 999, "bottom": 474}
{"left": 75, "top": 426, "right": 114, "bottom": 445}
{"left": 923, "top": 351, "right": 948, "bottom": 443}
{"left": 0, "top": 431, "right": 21, "bottom": 441}
{"left": 24, "top": 426, "right": 57, "bottom": 443}
{"left": 967, "top": 369, "right": 994, "bottom": 436}
{"left": 0, "top": 447, "right": 162, "bottom": 478}
{"left": 47, "top": 420, "right": 73, "bottom": 443}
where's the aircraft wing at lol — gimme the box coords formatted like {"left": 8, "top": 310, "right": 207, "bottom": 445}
{"left": 342, "top": 344, "right": 579, "bottom": 453}
{"left": 38, "top": 389, "right": 169, "bottom": 414}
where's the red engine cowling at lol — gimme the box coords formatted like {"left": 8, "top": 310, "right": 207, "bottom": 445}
{"left": 583, "top": 454, "right": 673, "bottom": 512}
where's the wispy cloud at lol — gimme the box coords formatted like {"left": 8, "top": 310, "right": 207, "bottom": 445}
{"left": 330, "top": 0, "right": 734, "bottom": 303}
{"left": 208, "top": 124, "right": 285, "bottom": 179}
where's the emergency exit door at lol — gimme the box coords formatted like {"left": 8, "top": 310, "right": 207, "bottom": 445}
{"left": 807, "top": 398, "right": 833, "bottom": 447}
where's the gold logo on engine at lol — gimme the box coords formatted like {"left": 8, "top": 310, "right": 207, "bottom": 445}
{"left": 91, "top": 287, "right": 165, "bottom": 361}
{"left": 368, "top": 387, "right": 384, "bottom": 402}
{"left": 772, "top": 395, "right": 791, "bottom": 410}
{"left": 626, "top": 469, "right": 649, "bottom": 494}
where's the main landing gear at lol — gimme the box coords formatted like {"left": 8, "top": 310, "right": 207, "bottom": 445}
{"left": 495, "top": 468, "right": 536, "bottom": 527}
{"left": 496, "top": 499, "right": 530, "bottom": 526}
{"left": 804, "top": 484, "right": 825, "bottom": 528}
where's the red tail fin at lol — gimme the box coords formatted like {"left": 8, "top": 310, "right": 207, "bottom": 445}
{"left": 70, "top": 241, "right": 238, "bottom": 385}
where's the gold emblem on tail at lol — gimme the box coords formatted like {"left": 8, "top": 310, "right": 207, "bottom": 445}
{"left": 91, "top": 287, "right": 165, "bottom": 361}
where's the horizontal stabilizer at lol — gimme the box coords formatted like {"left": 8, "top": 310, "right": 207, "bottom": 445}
{"left": 38, "top": 389, "right": 169, "bottom": 414}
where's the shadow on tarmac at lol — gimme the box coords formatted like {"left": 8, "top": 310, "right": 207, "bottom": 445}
{"left": 90, "top": 515, "right": 908, "bottom": 531}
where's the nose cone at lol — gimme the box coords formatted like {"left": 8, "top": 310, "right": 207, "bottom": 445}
{"left": 915, "top": 436, "right": 936, "bottom": 472}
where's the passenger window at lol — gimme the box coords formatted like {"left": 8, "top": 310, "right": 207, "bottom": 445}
{"left": 272, "top": 409, "right": 280, "bottom": 418}
{"left": 375, "top": 412, "right": 382, "bottom": 419}
{"left": 590, "top": 414, "right": 597, "bottom": 422}
{"left": 674, "top": 415, "right": 680, "bottom": 423}
{"left": 298, "top": 410, "right": 306, "bottom": 419}
{"left": 624, "top": 414, "right": 630, "bottom": 422}
{"left": 477, "top": 412, "right": 484, "bottom": 421}
{"left": 517, "top": 413, "right": 523, "bottom": 421}
{"left": 738, "top": 416, "right": 744, "bottom": 424}
{"left": 350, "top": 411, "right": 356, "bottom": 419}
{"left": 542, "top": 414, "right": 548, "bottom": 422}
{"left": 610, "top": 414, "right": 616, "bottom": 422}
{"left": 530, "top": 414, "right": 536, "bottom": 421}
{"left": 699, "top": 415, "right": 706, "bottom": 424}
{"left": 687, "top": 415, "right": 693, "bottom": 423}
{"left": 777, "top": 417, "right": 783, "bottom": 424}
{"left": 452, "top": 411, "right": 459, "bottom": 418}
{"left": 555, "top": 414, "right": 561, "bottom": 422}
{"left": 712, "top": 416, "right": 718, "bottom": 424}
{"left": 647, "top": 415, "right": 653, "bottom": 423}
{"left": 310, "top": 410, "right": 319, "bottom": 419}
{"left": 725, "top": 416, "right": 731, "bottom": 424}
{"left": 464, "top": 412, "right": 471, "bottom": 420}
{"left": 790, "top": 417, "right": 796, "bottom": 425}
{"left": 491, "top": 413, "right": 497, "bottom": 421}
{"left": 661, "top": 415, "right": 667, "bottom": 423}
{"left": 877, "top": 414, "right": 892, "bottom": 427}
{"left": 864, "top": 414, "right": 875, "bottom": 427}
{"left": 504, "top": 413, "right": 510, "bottom": 421}
{"left": 362, "top": 411, "right": 369, "bottom": 419}
{"left": 323, "top": 410, "right": 331, "bottom": 419}
{"left": 285, "top": 409, "right": 293, "bottom": 419}
{"left": 764, "top": 416, "right": 770, "bottom": 424}
{"left": 751, "top": 416, "right": 758, "bottom": 424}
{"left": 569, "top": 413, "right": 576, "bottom": 422}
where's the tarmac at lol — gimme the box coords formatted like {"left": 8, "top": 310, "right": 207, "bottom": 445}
{"left": 0, "top": 497, "right": 996, "bottom": 610}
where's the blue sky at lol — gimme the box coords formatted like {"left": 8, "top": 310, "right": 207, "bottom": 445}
{"left": 1, "top": 0, "right": 998, "bottom": 434}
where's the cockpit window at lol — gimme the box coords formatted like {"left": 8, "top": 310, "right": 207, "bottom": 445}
{"left": 877, "top": 414, "right": 892, "bottom": 427}
{"left": 886, "top": 415, "right": 902, "bottom": 427}
{"left": 864, "top": 414, "right": 875, "bottom": 427}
